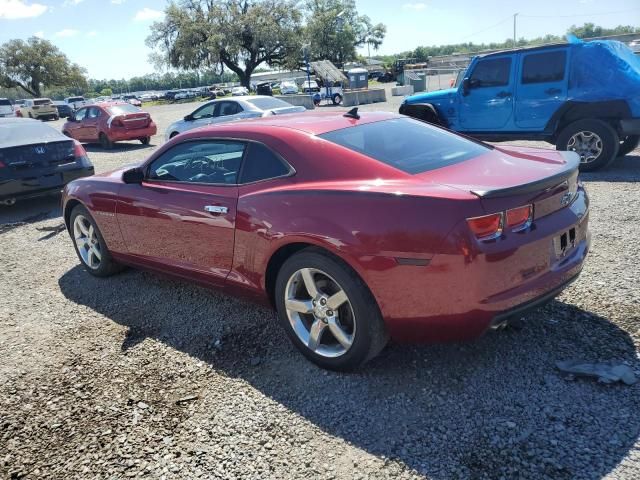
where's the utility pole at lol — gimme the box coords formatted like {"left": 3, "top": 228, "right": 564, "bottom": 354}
{"left": 513, "top": 13, "right": 519, "bottom": 46}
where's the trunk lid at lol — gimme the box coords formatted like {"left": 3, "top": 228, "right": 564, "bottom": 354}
{"left": 114, "top": 112, "right": 151, "bottom": 130}
{"left": 419, "top": 146, "right": 581, "bottom": 218}
{"left": 0, "top": 140, "right": 76, "bottom": 179}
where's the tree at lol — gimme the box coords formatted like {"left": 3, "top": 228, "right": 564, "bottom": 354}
{"left": 304, "top": 0, "right": 385, "bottom": 66}
{"left": 0, "top": 37, "right": 87, "bottom": 97}
{"left": 100, "top": 87, "right": 113, "bottom": 97}
{"left": 147, "top": 0, "right": 304, "bottom": 88}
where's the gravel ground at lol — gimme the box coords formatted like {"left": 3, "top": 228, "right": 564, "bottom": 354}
{"left": 1, "top": 89, "right": 640, "bottom": 479}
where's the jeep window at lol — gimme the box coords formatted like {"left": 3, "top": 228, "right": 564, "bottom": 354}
{"left": 469, "top": 57, "right": 512, "bottom": 88}
{"left": 522, "top": 51, "right": 567, "bottom": 84}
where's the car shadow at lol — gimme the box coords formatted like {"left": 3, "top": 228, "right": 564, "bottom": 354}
{"left": 0, "top": 194, "right": 61, "bottom": 233}
{"left": 580, "top": 152, "right": 640, "bottom": 183}
{"left": 58, "top": 265, "right": 640, "bottom": 479}
{"left": 84, "top": 142, "right": 155, "bottom": 153}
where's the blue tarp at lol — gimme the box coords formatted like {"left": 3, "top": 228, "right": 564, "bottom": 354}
{"left": 568, "top": 35, "right": 640, "bottom": 115}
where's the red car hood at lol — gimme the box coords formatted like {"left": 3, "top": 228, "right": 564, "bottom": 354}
{"left": 419, "top": 145, "right": 580, "bottom": 198}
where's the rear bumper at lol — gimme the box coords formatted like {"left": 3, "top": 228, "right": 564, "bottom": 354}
{"left": 0, "top": 166, "right": 94, "bottom": 201}
{"left": 620, "top": 118, "right": 640, "bottom": 136}
{"left": 32, "top": 111, "right": 58, "bottom": 119}
{"left": 108, "top": 123, "right": 157, "bottom": 142}
{"left": 372, "top": 188, "right": 590, "bottom": 343}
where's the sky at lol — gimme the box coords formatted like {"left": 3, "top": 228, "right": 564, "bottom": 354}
{"left": 0, "top": 0, "right": 638, "bottom": 80}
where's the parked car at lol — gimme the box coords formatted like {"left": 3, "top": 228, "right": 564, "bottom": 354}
{"left": 400, "top": 39, "right": 640, "bottom": 171}
{"left": 231, "top": 86, "right": 249, "bottom": 96}
{"left": 53, "top": 101, "right": 73, "bottom": 118}
{"left": 62, "top": 102, "right": 157, "bottom": 149}
{"left": 65, "top": 96, "right": 86, "bottom": 111}
{"left": 279, "top": 81, "right": 299, "bottom": 95}
{"left": 0, "top": 117, "right": 93, "bottom": 206}
{"left": 174, "top": 90, "right": 197, "bottom": 100}
{"left": 0, "top": 98, "right": 15, "bottom": 118}
{"left": 301, "top": 80, "right": 320, "bottom": 93}
{"left": 165, "top": 96, "right": 306, "bottom": 140}
{"left": 62, "top": 111, "right": 589, "bottom": 370}
{"left": 256, "top": 82, "right": 273, "bottom": 96}
{"left": 122, "top": 94, "right": 142, "bottom": 107}
{"left": 163, "top": 90, "right": 180, "bottom": 100}
{"left": 21, "top": 98, "right": 58, "bottom": 120}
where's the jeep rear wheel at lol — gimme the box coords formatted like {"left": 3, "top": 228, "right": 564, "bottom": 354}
{"left": 555, "top": 119, "right": 619, "bottom": 172}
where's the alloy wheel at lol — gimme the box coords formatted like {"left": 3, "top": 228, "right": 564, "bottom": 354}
{"left": 284, "top": 268, "right": 356, "bottom": 358}
{"left": 73, "top": 215, "right": 102, "bottom": 269}
{"left": 567, "top": 130, "right": 603, "bottom": 164}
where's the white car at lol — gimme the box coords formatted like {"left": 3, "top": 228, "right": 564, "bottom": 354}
{"left": 165, "top": 96, "right": 306, "bottom": 141}
{"left": 0, "top": 98, "right": 15, "bottom": 118}
{"left": 279, "top": 81, "right": 299, "bottom": 95}
{"left": 231, "top": 86, "right": 249, "bottom": 96}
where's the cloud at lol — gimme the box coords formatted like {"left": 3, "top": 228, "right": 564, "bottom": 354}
{"left": 402, "top": 2, "right": 426, "bottom": 10}
{"left": 54, "top": 28, "right": 79, "bottom": 38}
{"left": 111, "top": 0, "right": 125, "bottom": 3}
{"left": 134, "top": 7, "right": 163, "bottom": 21}
{"left": 63, "top": 0, "right": 83, "bottom": 5}
{"left": 86, "top": 30, "right": 97, "bottom": 37}
{"left": 34, "top": 30, "right": 44, "bottom": 38}
{"left": 0, "top": 0, "right": 48, "bottom": 19}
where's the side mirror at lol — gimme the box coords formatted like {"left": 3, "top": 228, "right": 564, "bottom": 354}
{"left": 122, "top": 167, "right": 144, "bottom": 184}
{"left": 461, "top": 78, "right": 471, "bottom": 96}
{"left": 184, "top": 114, "right": 194, "bottom": 121}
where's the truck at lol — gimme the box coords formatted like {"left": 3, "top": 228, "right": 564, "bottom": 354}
{"left": 399, "top": 38, "right": 640, "bottom": 171}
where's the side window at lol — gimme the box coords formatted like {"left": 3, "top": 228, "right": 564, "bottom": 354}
{"left": 87, "top": 107, "right": 100, "bottom": 119}
{"left": 522, "top": 51, "right": 566, "bottom": 84}
{"left": 239, "top": 143, "right": 291, "bottom": 184}
{"left": 192, "top": 102, "right": 215, "bottom": 120}
{"left": 75, "top": 108, "right": 87, "bottom": 121}
{"left": 469, "top": 57, "right": 512, "bottom": 88}
{"left": 218, "top": 102, "right": 240, "bottom": 117}
{"left": 147, "top": 140, "right": 246, "bottom": 184}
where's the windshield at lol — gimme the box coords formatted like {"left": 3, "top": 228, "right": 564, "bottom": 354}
{"left": 320, "top": 118, "right": 490, "bottom": 174}
{"left": 246, "top": 97, "right": 292, "bottom": 110}
{"left": 106, "top": 104, "right": 140, "bottom": 115}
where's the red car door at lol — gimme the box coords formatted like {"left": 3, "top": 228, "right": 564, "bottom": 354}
{"left": 116, "top": 139, "right": 245, "bottom": 285}
{"left": 82, "top": 106, "right": 101, "bottom": 142}
{"left": 69, "top": 107, "right": 88, "bottom": 140}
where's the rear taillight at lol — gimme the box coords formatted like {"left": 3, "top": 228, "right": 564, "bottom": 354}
{"left": 506, "top": 204, "right": 533, "bottom": 231}
{"left": 467, "top": 213, "right": 503, "bottom": 240}
{"left": 112, "top": 116, "right": 125, "bottom": 127}
{"left": 73, "top": 140, "right": 87, "bottom": 158}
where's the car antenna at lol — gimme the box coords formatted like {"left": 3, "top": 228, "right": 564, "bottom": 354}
{"left": 343, "top": 107, "right": 360, "bottom": 120}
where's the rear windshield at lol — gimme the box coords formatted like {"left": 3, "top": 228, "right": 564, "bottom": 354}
{"left": 34, "top": 99, "right": 52, "bottom": 106}
{"left": 67, "top": 97, "right": 84, "bottom": 102}
{"left": 106, "top": 104, "right": 140, "bottom": 115}
{"left": 320, "top": 118, "right": 490, "bottom": 174}
{"left": 0, "top": 121, "right": 61, "bottom": 146}
{"left": 246, "top": 97, "right": 292, "bottom": 110}
{"left": 0, "top": 99, "right": 10, "bottom": 106}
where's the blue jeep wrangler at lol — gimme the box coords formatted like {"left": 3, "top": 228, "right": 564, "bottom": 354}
{"left": 400, "top": 39, "right": 640, "bottom": 171}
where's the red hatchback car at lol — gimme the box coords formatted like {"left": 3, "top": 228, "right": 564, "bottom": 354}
{"left": 61, "top": 111, "right": 590, "bottom": 370}
{"left": 62, "top": 102, "right": 157, "bottom": 149}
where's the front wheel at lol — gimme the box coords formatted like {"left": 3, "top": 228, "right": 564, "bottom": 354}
{"left": 70, "top": 205, "right": 123, "bottom": 277}
{"left": 140, "top": 136, "right": 151, "bottom": 145}
{"left": 618, "top": 135, "right": 639, "bottom": 157}
{"left": 274, "top": 249, "right": 387, "bottom": 371}
{"left": 555, "top": 119, "right": 619, "bottom": 171}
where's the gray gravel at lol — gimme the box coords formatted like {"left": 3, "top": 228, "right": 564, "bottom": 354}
{"left": 1, "top": 88, "right": 639, "bottom": 479}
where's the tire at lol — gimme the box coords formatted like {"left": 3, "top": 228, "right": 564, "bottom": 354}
{"left": 169, "top": 131, "right": 179, "bottom": 139}
{"left": 274, "top": 248, "right": 387, "bottom": 371}
{"left": 555, "top": 119, "right": 619, "bottom": 172}
{"left": 140, "top": 136, "right": 151, "bottom": 145}
{"left": 99, "top": 132, "right": 114, "bottom": 150}
{"left": 332, "top": 94, "right": 343, "bottom": 105}
{"left": 618, "top": 135, "right": 640, "bottom": 157}
{"left": 28, "top": 112, "right": 33, "bottom": 118}
{"left": 69, "top": 204, "right": 124, "bottom": 277}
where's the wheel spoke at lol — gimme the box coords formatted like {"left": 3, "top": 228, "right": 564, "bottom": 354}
{"left": 326, "top": 289, "right": 348, "bottom": 310}
{"left": 91, "top": 245, "right": 102, "bottom": 261}
{"left": 86, "top": 251, "right": 95, "bottom": 268}
{"left": 88, "top": 224, "right": 95, "bottom": 242}
{"left": 307, "top": 319, "right": 326, "bottom": 351}
{"left": 300, "top": 268, "right": 319, "bottom": 298}
{"left": 285, "top": 298, "right": 313, "bottom": 314}
{"left": 76, "top": 219, "right": 89, "bottom": 236}
{"left": 327, "top": 317, "right": 353, "bottom": 349}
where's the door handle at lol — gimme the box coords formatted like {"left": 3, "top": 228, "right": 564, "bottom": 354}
{"left": 204, "top": 205, "right": 228, "bottom": 214}
{"left": 496, "top": 91, "right": 512, "bottom": 98}
{"left": 545, "top": 88, "right": 562, "bottom": 95}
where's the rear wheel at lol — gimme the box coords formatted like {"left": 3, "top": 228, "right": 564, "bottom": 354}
{"left": 169, "top": 131, "right": 179, "bottom": 139}
{"left": 140, "top": 136, "right": 151, "bottom": 145}
{"left": 332, "top": 94, "right": 343, "bottom": 105}
{"left": 618, "top": 135, "right": 640, "bottom": 157}
{"left": 274, "top": 249, "right": 387, "bottom": 371}
{"left": 99, "top": 132, "right": 114, "bottom": 150}
{"left": 555, "top": 119, "right": 619, "bottom": 171}
{"left": 70, "top": 205, "right": 123, "bottom": 277}
{"left": 28, "top": 112, "right": 33, "bottom": 118}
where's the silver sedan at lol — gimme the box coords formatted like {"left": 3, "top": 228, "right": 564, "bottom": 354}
{"left": 164, "top": 96, "right": 306, "bottom": 141}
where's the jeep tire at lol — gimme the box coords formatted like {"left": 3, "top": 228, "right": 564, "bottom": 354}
{"left": 555, "top": 119, "right": 619, "bottom": 172}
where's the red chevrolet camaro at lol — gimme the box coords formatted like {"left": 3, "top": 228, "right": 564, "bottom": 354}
{"left": 62, "top": 111, "right": 590, "bottom": 370}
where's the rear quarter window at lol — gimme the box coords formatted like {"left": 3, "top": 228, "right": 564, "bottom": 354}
{"left": 319, "top": 118, "right": 490, "bottom": 174}
{"left": 522, "top": 50, "right": 567, "bottom": 84}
